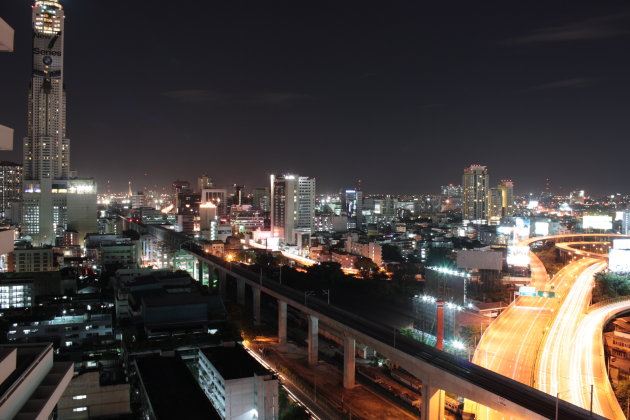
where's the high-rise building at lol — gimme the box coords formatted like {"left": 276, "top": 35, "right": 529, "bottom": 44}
{"left": 201, "top": 188, "right": 227, "bottom": 216}
{"left": 343, "top": 188, "right": 363, "bottom": 229}
{"left": 252, "top": 187, "right": 270, "bottom": 211}
{"left": 270, "top": 174, "right": 315, "bottom": 245}
{"left": 498, "top": 179, "right": 514, "bottom": 217}
{"left": 462, "top": 164, "right": 489, "bottom": 222}
{"left": 21, "top": 0, "right": 96, "bottom": 245}
{"left": 0, "top": 161, "right": 22, "bottom": 219}
{"left": 488, "top": 187, "right": 503, "bottom": 224}
{"left": 233, "top": 184, "right": 244, "bottom": 206}
{"left": 197, "top": 174, "right": 213, "bottom": 192}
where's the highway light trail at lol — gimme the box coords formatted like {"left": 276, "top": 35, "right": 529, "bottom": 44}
{"left": 536, "top": 259, "right": 604, "bottom": 398}
{"left": 567, "top": 298, "right": 630, "bottom": 419}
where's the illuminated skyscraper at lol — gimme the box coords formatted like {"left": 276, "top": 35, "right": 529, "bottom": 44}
{"left": 498, "top": 179, "right": 514, "bottom": 217}
{"left": 462, "top": 164, "right": 489, "bottom": 222}
{"left": 270, "top": 174, "right": 315, "bottom": 245}
{"left": 22, "top": 0, "right": 96, "bottom": 245}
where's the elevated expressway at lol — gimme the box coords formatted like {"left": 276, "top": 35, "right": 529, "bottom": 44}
{"left": 469, "top": 234, "right": 628, "bottom": 419}
{"left": 126, "top": 220, "right": 602, "bottom": 420}
{"left": 568, "top": 297, "right": 630, "bottom": 419}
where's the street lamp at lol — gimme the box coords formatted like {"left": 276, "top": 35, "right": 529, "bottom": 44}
{"left": 554, "top": 385, "right": 593, "bottom": 420}
{"left": 304, "top": 290, "right": 316, "bottom": 306}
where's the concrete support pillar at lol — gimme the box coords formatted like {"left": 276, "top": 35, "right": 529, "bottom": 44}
{"left": 278, "top": 300, "right": 287, "bottom": 346}
{"left": 237, "top": 278, "right": 246, "bottom": 306}
{"left": 421, "top": 381, "right": 445, "bottom": 420}
{"left": 343, "top": 335, "right": 356, "bottom": 389}
{"left": 199, "top": 261, "right": 206, "bottom": 286}
{"left": 307, "top": 315, "right": 319, "bottom": 365}
{"left": 253, "top": 287, "right": 261, "bottom": 325}
{"left": 218, "top": 270, "right": 226, "bottom": 297}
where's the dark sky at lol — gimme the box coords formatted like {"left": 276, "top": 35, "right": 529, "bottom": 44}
{"left": 1, "top": 1, "right": 629, "bottom": 196}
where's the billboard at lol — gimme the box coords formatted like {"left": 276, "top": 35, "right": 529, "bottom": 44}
{"left": 583, "top": 215, "right": 612, "bottom": 230}
{"left": 609, "top": 249, "right": 630, "bottom": 273}
{"left": 613, "top": 239, "right": 630, "bottom": 250}
{"left": 519, "top": 286, "right": 537, "bottom": 297}
{"left": 456, "top": 250, "right": 503, "bottom": 270}
{"left": 513, "top": 218, "right": 531, "bottom": 243}
{"left": 507, "top": 246, "right": 530, "bottom": 267}
{"left": 535, "top": 221, "right": 549, "bottom": 236}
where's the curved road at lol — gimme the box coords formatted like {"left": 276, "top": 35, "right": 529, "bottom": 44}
{"left": 567, "top": 298, "right": 630, "bottom": 419}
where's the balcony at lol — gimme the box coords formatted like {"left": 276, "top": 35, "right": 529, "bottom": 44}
{"left": 0, "top": 18, "right": 13, "bottom": 52}
{"left": 0, "top": 125, "right": 13, "bottom": 151}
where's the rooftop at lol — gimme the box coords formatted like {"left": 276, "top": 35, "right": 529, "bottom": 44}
{"left": 200, "top": 345, "right": 271, "bottom": 380}
{"left": 135, "top": 356, "right": 220, "bottom": 420}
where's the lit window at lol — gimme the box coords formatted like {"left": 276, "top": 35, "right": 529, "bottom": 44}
{"left": 73, "top": 395, "right": 87, "bottom": 400}
{"left": 73, "top": 407, "right": 87, "bottom": 412}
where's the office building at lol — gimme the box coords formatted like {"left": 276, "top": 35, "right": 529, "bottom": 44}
{"left": 9, "top": 247, "right": 54, "bottom": 272}
{"left": 252, "top": 187, "right": 270, "bottom": 211}
{"left": 22, "top": 0, "right": 97, "bottom": 245}
{"left": 462, "top": 165, "right": 489, "bottom": 222}
{"left": 498, "top": 179, "right": 514, "bottom": 217}
{"left": 202, "top": 188, "right": 227, "bottom": 216}
{"left": 197, "top": 174, "right": 214, "bottom": 192}
{"left": 0, "top": 161, "right": 22, "bottom": 219}
{"left": 233, "top": 184, "right": 244, "bottom": 206}
{"left": 0, "top": 343, "right": 73, "bottom": 419}
{"left": 198, "top": 345, "right": 279, "bottom": 420}
{"left": 343, "top": 188, "right": 363, "bottom": 229}
{"left": 488, "top": 187, "right": 503, "bottom": 224}
{"left": 135, "top": 355, "right": 220, "bottom": 420}
{"left": 130, "top": 191, "right": 146, "bottom": 209}
{"left": 270, "top": 174, "right": 315, "bottom": 245}
{"left": 57, "top": 368, "right": 130, "bottom": 419}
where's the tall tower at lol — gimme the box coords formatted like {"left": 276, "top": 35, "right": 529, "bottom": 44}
{"left": 270, "top": 174, "right": 315, "bottom": 245}
{"left": 498, "top": 179, "right": 514, "bottom": 217}
{"left": 24, "top": 0, "right": 69, "bottom": 181}
{"left": 22, "top": 1, "right": 97, "bottom": 245}
{"left": 462, "top": 164, "right": 489, "bottom": 222}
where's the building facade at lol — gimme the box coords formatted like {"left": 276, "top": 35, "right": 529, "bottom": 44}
{"left": 462, "top": 165, "right": 489, "bottom": 222}
{"left": 270, "top": 174, "right": 315, "bottom": 245}
{"left": 22, "top": 0, "right": 96, "bottom": 245}
{"left": 198, "top": 346, "right": 279, "bottom": 420}
{"left": 0, "top": 161, "right": 22, "bottom": 220}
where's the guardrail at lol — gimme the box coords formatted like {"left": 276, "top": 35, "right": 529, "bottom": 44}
{"left": 588, "top": 296, "right": 630, "bottom": 313}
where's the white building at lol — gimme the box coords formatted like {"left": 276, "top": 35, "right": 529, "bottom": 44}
{"left": 198, "top": 345, "right": 279, "bottom": 420}
{"left": 21, "top": 0, "right": 97, "bottom": 245}
{"left": 270, "top": 174, "right": 315, "bottom": 245}
{"left": 0, "top": 343, "right": 73, "bottom": 419}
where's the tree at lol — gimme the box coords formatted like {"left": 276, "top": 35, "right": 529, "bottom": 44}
{"left": 381, "top": 244, "right": 403, "bottom": 262}
{"left": 306, "top": 262, "right": 344, "bottom": 288}
{"left": 354, "top": 257, "right": 378, "bottom": 279}
{"left": 256, "top": 251, "right": 278, "bottom": 267}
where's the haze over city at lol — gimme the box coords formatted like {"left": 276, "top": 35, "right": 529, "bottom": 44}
{"left": 2, "top": 2, "right": 630, "bottom": 420}
{"left": 2, "top": 0, "right": 630, "bottom": 193}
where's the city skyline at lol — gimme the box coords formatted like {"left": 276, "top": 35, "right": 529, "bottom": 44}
{"left": 1, "top": 1, "right": 630, "bottom": 194}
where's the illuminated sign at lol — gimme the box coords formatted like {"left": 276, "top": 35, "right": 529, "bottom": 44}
{"left": 507, "top": 245, "right": 530, "bottom": 267}
{"left": 583, "top": 215, "right": 612, "bottom": 231}
{"left": 519, "top": 286, "right": 537, "bottom": 297}
{"left": 614, "top": 239, "right": 630, "bottom": 250}
{"left": 535, "top": 221, "right": 549, "bottom": 236}
{"left": 609, "top": 249, "right": 630, "bottom": 273}
{"left": 527, "top": 200, "right": 539, "bottom": 210}
{"left": 513, "top": 218, "right": 531, "bottom": 243}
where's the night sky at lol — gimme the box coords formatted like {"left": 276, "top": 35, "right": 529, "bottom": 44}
{"left": 1, "top": 0, "right": 629, "bottom": 196}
